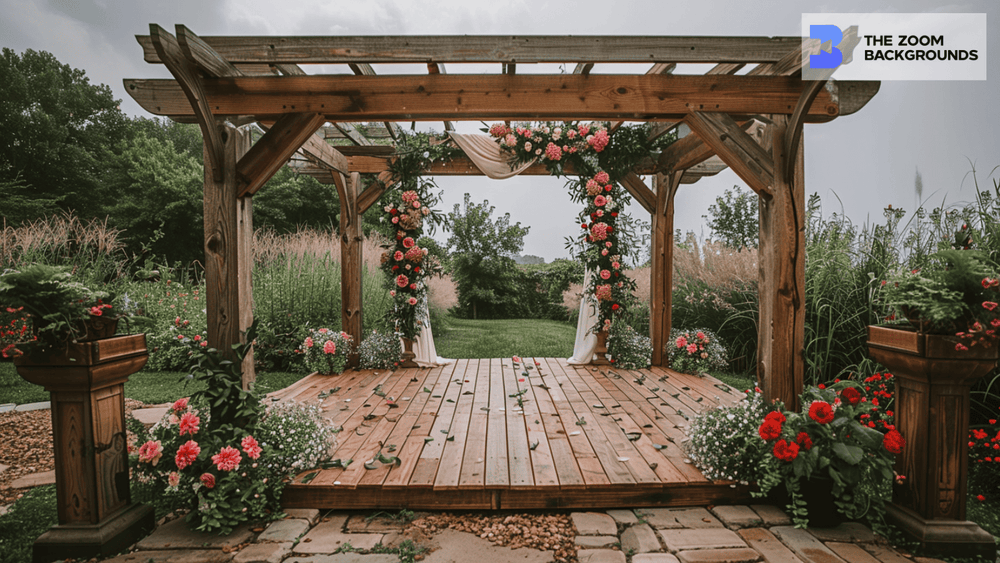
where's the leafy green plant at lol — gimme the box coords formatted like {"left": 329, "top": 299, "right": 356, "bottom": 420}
{"left": 606, "top": 318, "right": 651, "bottom": 369}
{"left": 357, "top": 330, "right": 401, "bottom": 370}
{"left": 666, "top": 328, "right": 728, "bottom": 375}
{"left": 302, "top": 328, "right": 353, "bottom": 375}
{"left": 684, "top": 388, "right": 770, "bottom": 485}
{"left": 751, "top": 383, "right": 903, "bottom": 530}
{"left": 0, "top": 484, "right": 57, "bottom": 563}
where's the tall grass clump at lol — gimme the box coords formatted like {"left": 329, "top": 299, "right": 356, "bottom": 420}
{"left": 251, "top": 228, "right": 392, "bottom": 371}
{"left": 1, "top": 212, "right": 129, "bottom": 285}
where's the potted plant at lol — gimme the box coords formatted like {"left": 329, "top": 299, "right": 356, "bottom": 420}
{"left": 752, "top": 383, "right": 903, "bottom": 530}
{"left": 868, "top": 246, "right": 999, "bottom": 557}
{"left": 0, "top": 264, "right": 120, "bottom": 359}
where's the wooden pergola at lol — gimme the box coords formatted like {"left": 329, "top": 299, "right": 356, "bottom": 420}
{"left": 125, "top": 26, "right": 879, "bottom": 409}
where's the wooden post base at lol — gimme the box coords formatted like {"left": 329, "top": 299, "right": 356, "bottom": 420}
{"left": 32, "top": 503, "right": 155, "bottom": 563}
{"left": 591, "top": 329, "right": 611, "bottom": 365}
{"left": 885, "top": 504, "right": 996, "bottom": 560}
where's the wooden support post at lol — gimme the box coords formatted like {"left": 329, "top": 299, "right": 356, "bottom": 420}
{"left": 757, "top": 114, "right": 805, "bottom": 410}
{"left": 650, "top": 172, "right": 681, "bottom": 366}
{"left": 341, "top": 172, "right": 363, "bottom": 367}
{"left": 204, "top": 124, "right": 255, "bottom": 387}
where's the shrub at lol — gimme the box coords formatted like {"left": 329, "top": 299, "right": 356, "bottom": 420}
{"left": 606, "top": 319, "right": 651, "bottom": 369}
{"left": 357, "top": 330, "right": 401, "bottom": 370}
{"left": 666, "top": 328, "right": 728, "bottom": 375}
{"left": 302, "top": 328, "right": 353, "bottom": 375}
{"left": 684, "top": 388, "right": 769, "bottom": 484}
{"left": 255, "top": 400, "right": 339, "bottom": 476}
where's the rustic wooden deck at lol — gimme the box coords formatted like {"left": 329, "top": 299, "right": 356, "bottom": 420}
{"left": 275, "top": 358, "right": 751, "bottom": 511}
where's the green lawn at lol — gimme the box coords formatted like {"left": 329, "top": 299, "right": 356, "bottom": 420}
{"left": 432, "top": 315, "right": 576, "bottom": 359}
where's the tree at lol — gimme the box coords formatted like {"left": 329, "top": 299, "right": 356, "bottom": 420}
{"left": 0, "top": 48, "right": 129, "bottom": 220}
{"left": 251, "top": 167, "right": 341, "bottom": 234}
{"left": 445, "top": 194, "right": 530, "bottom": 319}
{"left": 704, "top": 185, "right": 759, "bottom": 250}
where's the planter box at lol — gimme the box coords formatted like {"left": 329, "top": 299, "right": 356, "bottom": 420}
{"left": 14, "top": 334, "right": 154, "bottom": 563}
{"left": 867, "top": 325, "right": 997, "bottom": 559}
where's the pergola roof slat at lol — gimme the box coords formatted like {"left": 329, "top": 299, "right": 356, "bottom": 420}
{"left": 136, "top": 35, "right": 805, "bottom": 65}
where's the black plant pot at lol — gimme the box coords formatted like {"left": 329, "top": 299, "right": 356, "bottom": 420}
{"left": 769, "top": 476, "right": 844, "bottom": 528}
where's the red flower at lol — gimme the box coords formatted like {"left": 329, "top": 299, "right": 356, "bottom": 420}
{"left": 200, "top": 473, "right": 216, "bottom": 489}
{"left": 841, "top": 387, "right": 862, "bottom": 406}
{"left": 765, "top": 411, "right": 786, "bottom": 424}
{"left": 983, "top": 301, "right": 998, "bottom": 312}
{"left": 179, "top": 412, "right": 200, "bottom": 436}
{"left": 212, "top": 446, "right": 242, "bottom": 471}
{"left": 773, "top": 439, "right": 800, "bottom": 461}
{"left": 883, "top": 429, "right": 906, "bottom": 454}
{"left": 808, "top": 401, "right": 835, "bottom": 424}
{"left": 759, "top": 419, "right": 782, "bottom": 441}
{"left": 795, "top": 432, "right": 813, "bottom": 450}
{"left": 175, "top": 440, "right": 201, "bottom": 470}
{"left": 172, "top": 397, "right": 189, "bottom": 413}
{"left": 976, "top": 494, "right": 986, "bottom": 502}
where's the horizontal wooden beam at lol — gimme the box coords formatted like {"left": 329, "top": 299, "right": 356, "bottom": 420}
{"left": 685, "top": 111, "right": 773, "bottom": 197}
{"left": 341, "top": 154, "right": 664, "bottom": 176}
{"left": 123, "top": 74, "right": 853, "bottom": 123}
{"left": 137, "top": 34, "right": 804, "bottom": 65}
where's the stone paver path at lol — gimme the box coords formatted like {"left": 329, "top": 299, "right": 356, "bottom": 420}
{"left": 94, "top": 505, "right": 946, "bottom": 563}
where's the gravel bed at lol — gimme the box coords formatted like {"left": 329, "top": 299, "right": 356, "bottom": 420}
{"left": 410, "top": 512, "right": 579, "bottom": 562}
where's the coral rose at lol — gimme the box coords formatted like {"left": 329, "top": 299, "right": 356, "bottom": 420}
{"left": 175, "top": 440, "right": 201, "bottom": 469}
{"left": 212, "top": 446, "right": 242, "bottom": 471}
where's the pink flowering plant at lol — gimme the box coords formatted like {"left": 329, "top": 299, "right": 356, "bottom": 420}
{"left": 666, "top": 328, "right": 729, "bottom": 375}
{"left": 879, "top": 247, "right": 1000, "bottom": 350}
{"left": 131, "top": 322, "right": 336, "bottom": 534}
{"left": 301, "top": 328, "right": 353, "bottom": 375}
{"left": 379, "top": 132, "right": 452, "bottom": 340}
{"left": 488, "top": 122, "right": 674, "bottom": 334}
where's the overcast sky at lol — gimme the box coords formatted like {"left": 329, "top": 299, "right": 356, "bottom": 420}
{"left": 2, "top": 0, "right": 996, "bottom": 262}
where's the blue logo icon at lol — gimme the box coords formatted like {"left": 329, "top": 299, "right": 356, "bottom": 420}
{"left": 810, "top": 25, "right": 844, "bottom": 69}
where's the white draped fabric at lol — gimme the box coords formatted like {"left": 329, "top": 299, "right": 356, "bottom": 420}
{"left": 567, "top": 270, "right": 599, "bottom": 364}
{"left": 447, "top": 133, "right": 536, "bottom": 179}
{"left": 408, "top": 319, "right": 453, "bottom": 367}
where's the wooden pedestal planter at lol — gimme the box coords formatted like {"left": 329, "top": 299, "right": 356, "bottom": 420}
{"left": 399, "top": 337, "right": 419, "bottom": 368}
{"left": 867, "top": 325, "right": 998, "bottom": 559}
{"left": 14, "top": 334, "right": 155, "bottom": 563}
{"left": 591, "top": 329, "right": 611, "bottom": 365}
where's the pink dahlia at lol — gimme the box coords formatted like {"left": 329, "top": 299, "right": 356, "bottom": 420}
{"left": 590, "top": 223, "right": 609, "bottom": 241}
{"left": 137, "top": 440, "right": 163, "bottom": 466}
{"left": 241, "top": 435, "right": 262, "bottom": 460}
{"left": 175, "top": 440, "right": 201, "bottom": 470}
{"left": 594, "top": 195, "right": 607, "bottom": 207}
{"left": 594, "top": 171, "right": 610, "bottom": 184}
{"left": 212, "top": 446, "right": 242, "bottom": 472}
{"left": 323, "top": 340, "right": 336, "bottom": 355}
{"left": 172, "top": 397, "right": 189, "bottom": 413}
{"left": 179, "top": 412, "right": 200, "bottom": 436}
{"left": 200, "top": 473, "right": 216, "bottom": 489}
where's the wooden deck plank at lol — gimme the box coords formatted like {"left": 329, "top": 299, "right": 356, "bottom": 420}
{"left": 433, "top": 360, "right": 477, "bottom": 489}
{"left": 278, "top": 358, "right": 753, "bottom": 511}
{"left": 458, "top": 358, "right": 492, "bottom": 488}
{"left": 517, "top": 358, "right": 560, "bottom": 488}
{"left": 409, "top": 361, "right": 464, "bottom": 487}
{"left": 381, "top": 362, "right": 458, "bottom": 489}
{"left": 541, "top": 359, "right": 612, "bottom": 486}
{"left": 601, "top": 368, "right": 711, "bottom": 483}
{"left": 353, "top": 366, "right": 442, "bottom": 488}
{"left": 314, "top": 368, "right": 418, "bottom": 488}
{"left": 485, "top": 358, "right": 510, "bottom": 487}
{"left": 503, "top": 358, "right": 535, "bottom": 489}
{"left": 588, "top": 368, "right": 692, "bottom": 484}
{"left": 561, "top": 361, "right": 658, "bottom": 484}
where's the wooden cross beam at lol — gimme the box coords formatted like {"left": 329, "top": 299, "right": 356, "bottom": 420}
{"left": 136, "top": 34, "right": 805, "bottom": 65}
{"left": 124, "top": 74, "right": 868, "bottom": 122}
{"left": 684, "top": 111, "right": 773, "bottom": 198}
{"left": 237, "top": 113, "right": 325, "bottom": 196}
{"left": 347, "top": 63, "right": 404, "bottom": 140}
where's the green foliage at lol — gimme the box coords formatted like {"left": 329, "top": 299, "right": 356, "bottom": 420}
{"left": 0, "top": 48, "right": 129, "bottom": 221}
{"left": 186, "top": 323, "right": 263, "bottom": 433}
{"left": 606, "top": 318, "right": 651, "bottom": 369}
{"left": 0, "top": 177, "right": 60, "bottom": 227}
{"left": 126, "top": 276, "right": 208, "bottom": 372}
{"left": 704, "top": 185, "right": 759, "bottom": 249}
{"left": 446, "top": 193, "right": 531, "bottom": 319}
{"left": 0, "top": 484, "right": 57, "bottom": 563}
{"left": 251, "top": 167, "right": 342, "bottom": 234}
{"left": 357, "top": 330, "right": 402, "bottom": 370}
{"left": 301, "top": 328, "right": 353, "bottom": 375}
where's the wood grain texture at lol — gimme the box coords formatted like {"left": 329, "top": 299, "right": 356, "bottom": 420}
{"left": 236, "top": 112, "right": 324, "bottom": 196}
{"left": 204, "top": 124, "right": 255, "bottom": 385}
{"left": 281, "top": 360, "right": 745, "bottom": 510}
{"left": 136, "top": 34, "right": 803, "bottom": 65}
{"left": 650, "top": 172, "right": 680, "bottom": 366}
{"left": 122, "top": 74, "right": 844, "bottom": 123}
{"left": 340, "top": 172, "right": 363, "bottom": 366}
{"left": 757, "top": 114, "right": 805, "bottom": 410}
{"left": 176, "top": 24, "right": 243, "bottom": 78}
{"left": 684, "top": 111, "right": 773, "bottom": 198}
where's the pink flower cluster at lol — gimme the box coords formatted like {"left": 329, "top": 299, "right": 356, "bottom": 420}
{"left": 587, "top": 129, "right": 610, "bottom": 152}
{"left": 590, "top": 222, "right": 610, "bottom": 241}
{"left": 595, "top": 284, "right": 613, "bottom": 301}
